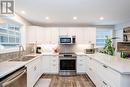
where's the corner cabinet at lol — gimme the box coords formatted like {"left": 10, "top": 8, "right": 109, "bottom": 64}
{"left": 42, "top": 55, "right": 59, "bottom": 74}
{"left": 26, "top": 56, "right": 42, "bottom": 87}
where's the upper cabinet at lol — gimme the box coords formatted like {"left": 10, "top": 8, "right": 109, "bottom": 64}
{"left": 26, "top": 26, "right": 37, "bottom": 43}
{"left": 83, "top": 27, "right": 96, "bottom": 44}
{"left": 26, "top": 26, "right": 96, "bottom": 44}
{"left": 59, "top": 27, "right": 96, "bottom": 44}
{"left": 26, "top": 26, "right": 59, "bottom": 44}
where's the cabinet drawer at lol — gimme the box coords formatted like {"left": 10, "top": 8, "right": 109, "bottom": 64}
{"left": 96, "top": 62, "right": 121, "bottom": 87}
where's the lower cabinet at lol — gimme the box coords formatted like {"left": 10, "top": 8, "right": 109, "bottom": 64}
{"left": 86, "top": 56, "right": 130, "bottom": 87}
{"left": 77, "top": 55, "right": 88, "bottom": 74}
{"left": 42, "top": 55, "right": 59, "bottom": 74}
{"left": 87, "top": 57, "right": 111, "bottom": 87}
{"left": 26, "top": 57, "right": 42, "bottom": 87}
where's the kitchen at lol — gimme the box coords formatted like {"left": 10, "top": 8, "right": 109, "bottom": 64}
{"left": 0, "top": 0, "right": 130, "bottom": 87}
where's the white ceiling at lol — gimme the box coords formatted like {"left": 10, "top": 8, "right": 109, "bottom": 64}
{"left": 15, "top": 0, "right": 130, "bottom": 26}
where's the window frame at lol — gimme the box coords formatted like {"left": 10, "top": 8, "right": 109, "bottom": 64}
{"left": 0, "top": 24, "right": 21, "bottom": 52}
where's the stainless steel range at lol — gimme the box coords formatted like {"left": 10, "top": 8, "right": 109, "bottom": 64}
{"left": 59, "top": 52, "right": 77, "bottom": 76}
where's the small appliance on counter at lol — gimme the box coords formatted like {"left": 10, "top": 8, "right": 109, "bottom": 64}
{"left": 85, "top": 48, "right": 95, "bottom": 54}
{"left": 36, "top": 47, "right": 42, "bottom": 54}
{"left": 84, "top": 43, "right": 95, "bottom": 54}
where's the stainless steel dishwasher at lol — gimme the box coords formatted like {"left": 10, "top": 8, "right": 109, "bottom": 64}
{"left": 0, "top": 67, "right": 27, "bottom": 87}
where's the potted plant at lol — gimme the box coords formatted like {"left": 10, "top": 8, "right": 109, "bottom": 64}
{"left": 102, "top": 36, "right": 115, "bottom": 56}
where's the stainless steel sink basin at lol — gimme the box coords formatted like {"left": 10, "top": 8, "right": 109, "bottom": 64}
{"left": 9, "top": 56, "right": 37, "bottom": 61}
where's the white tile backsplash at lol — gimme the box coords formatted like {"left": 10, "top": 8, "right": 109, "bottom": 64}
{"left": 38, "top": 44, "right": 93, "bottom": 53}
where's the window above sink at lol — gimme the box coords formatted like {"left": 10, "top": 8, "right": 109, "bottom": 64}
{"left": 0, "top": 23, "right": 21, "bottom": 50}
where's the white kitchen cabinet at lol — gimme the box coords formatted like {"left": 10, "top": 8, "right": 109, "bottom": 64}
{"left": 75, "top": 28, "right": 84, "bottom": 44}
{"left": 87, "top": 57, "right": 111, "bottom": 87}
{"left": 49, "top": 28, "right": 59, "bottom": 44}
{"left": 77, "top": 55, "right": 88, "bottom": 74}
{"left": 59, "top": 28, "right": 76, "bottom": 36}
{"left": 50, "top": 55, "right": 59, "bottom": 73}
{"left": 26, "top": 26, "right": 59, "bottom": 44}
{"left": 26, "top": 26, "right": 37, "bottom": 43}
{"left": 36, "top": 27, "right": 59, "bottom": 44}
{"left": 42, "top": 55, "right": 59, "bottom": 74}
{"left": 86, "top": 55, "right": 130, "bottom": 87}
{"left": 26, "top": 26, "right": 96, "bottom": 44}
{"left": 83, "top": 27, "right": 96, "bottom": 44}
{"left": 59, "top": 27, "right": 96, "bottom": 44}
{"left": 26, "top": 57, "right": 42, "bottom": 87}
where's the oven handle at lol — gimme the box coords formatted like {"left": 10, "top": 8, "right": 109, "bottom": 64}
{"left": 60, "top": 58, "right": 76, "bottom": 60}
{"left": 2, "top": 69, "right": 26, "bottom": 87}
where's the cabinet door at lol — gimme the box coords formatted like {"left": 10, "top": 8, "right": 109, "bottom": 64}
{"left": 27, "top": 65, "right": 35, "bottom": 87}
{"left": 49, "top": 28, "right": 59, "bottom": 44}
{"left": 26, "top": 57, "right": 42, "bottom": 87}
{"left": 83, "top": 27, "right": 96, "bottom": 44}
{"left": 36, "top": 27, "right": 46, "bottom": 44}
{"left": 42, "top": 56, "right": 50, "bottom": 73}
{"left": 50, "top": 56, "right": 59, "bottom": 73}
{"left": 26, "top": 26, "right": 37, "bottom": 43}
{"left": 87, "top": 27, "right": 96, "bottom": 44}
{"left": 75, "top": 28, "right": 84, "bottom": 44}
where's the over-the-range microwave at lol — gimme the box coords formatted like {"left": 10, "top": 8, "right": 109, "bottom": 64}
{"left": 59, "top": 35, "right": 76, "bottom": 44}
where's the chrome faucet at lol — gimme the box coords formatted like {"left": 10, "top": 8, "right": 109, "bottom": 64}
{"left": 18, "top": 45, "right": 25, "bottom": 58}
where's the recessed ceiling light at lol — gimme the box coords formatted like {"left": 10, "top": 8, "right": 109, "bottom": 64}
{"left": 45, "top": 17, "right": 50, "bottom": 20}
{"left": 21, "top": 11, "right": 26, "bottom": 14}
{"left": 100, "top": 17, "right": 104, "bottom": 20}
{"left": 73, "top": 16, "right": 77, "bottom": 20}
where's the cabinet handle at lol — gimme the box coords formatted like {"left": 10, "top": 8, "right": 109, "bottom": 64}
{"left": 103, "top": 81, "right": 107, "bottom": 85}
{"left": 103, "top": 65, "right": 108, "bottom": 68}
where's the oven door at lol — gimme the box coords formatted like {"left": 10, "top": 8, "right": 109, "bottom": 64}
{"left": 60, "top": 38, "right": 71, "bottom": 44}
{"left": 60, "top": 59, "right": 76, "bottom": 71}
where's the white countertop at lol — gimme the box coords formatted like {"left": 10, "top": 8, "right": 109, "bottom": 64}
{"left": 0, "top": 52, "right": 58, "bottom": 79}
{"left": 0, "top": 61, "right": 26, "bottom": 79}
{"left": 76, "top": 52, "right": 130, "bottom": 74}
{"left": 1, "top": 52, "right": 130, "bottom": 79}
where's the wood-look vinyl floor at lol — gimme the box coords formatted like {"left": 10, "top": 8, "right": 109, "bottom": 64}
{"left": 41, "top": 74, "right": 96, "bottom": 87}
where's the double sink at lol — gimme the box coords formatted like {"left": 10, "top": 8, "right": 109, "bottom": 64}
{"left": 9, "top": 55, "right": 37, "bottom": 61}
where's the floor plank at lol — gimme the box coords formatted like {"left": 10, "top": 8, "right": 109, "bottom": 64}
{"left": 41, "top": 74, "right": 96, "bottom": 87}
